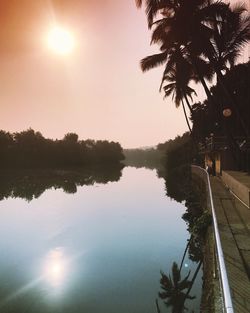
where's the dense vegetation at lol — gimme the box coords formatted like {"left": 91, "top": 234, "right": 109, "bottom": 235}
{"left": 0, "top": 129, "right": 124, "bottom": 168}
{"left": 192, "top": 61, "right": 250, "bottom": 141}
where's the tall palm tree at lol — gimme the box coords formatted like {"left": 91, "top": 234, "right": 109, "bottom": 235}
{"left": 158, "top": 262, "right": 195, "bottom": 313}
{"left": 161, "top": 66, "right": 196, "bottom": 133}
{"left": 137, "top": 0, "right": 219, "bottom": 104}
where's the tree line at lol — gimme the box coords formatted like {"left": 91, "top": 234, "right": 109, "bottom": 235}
{"left": 0, "top": 129, "right": 124, "bottom": 168}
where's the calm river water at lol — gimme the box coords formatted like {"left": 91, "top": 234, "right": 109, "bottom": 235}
{"left": 0, "top": 167, "right": 202, "bottom": 312}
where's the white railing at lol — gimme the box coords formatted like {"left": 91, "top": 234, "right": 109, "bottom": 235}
{"left": 192, "top": 165, "right": 234, "bottom": 313}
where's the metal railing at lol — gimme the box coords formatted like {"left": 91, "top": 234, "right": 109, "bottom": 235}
{"left": 192, "top": 165, "right": 234, "bottom": 313}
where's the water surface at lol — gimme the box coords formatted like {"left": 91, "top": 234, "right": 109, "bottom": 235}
{"left": 0, "top": 167, "right": 201, "bottom": 312}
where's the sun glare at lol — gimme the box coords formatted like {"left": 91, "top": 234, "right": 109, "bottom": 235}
{"left": 47, "top": 26, "right": 75, "bottom": 55}
{"left": 44, "top": 248, "right": 67, "bottom": 287}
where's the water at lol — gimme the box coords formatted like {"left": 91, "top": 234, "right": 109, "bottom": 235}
{"left": 0, "top": 167, "right": 202, "bottom": 312}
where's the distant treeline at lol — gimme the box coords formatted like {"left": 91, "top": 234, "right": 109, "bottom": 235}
{"left": 123, "top": 148, "right": 164, "bottom": 170}
{"left": 0, "top": 129, "right": 124, "bottom": 168}
{"left": 123, "top": 135, "right": 195, "bottom": 171}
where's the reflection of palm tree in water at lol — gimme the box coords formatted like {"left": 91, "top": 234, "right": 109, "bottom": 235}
{"left": 158, "top": 262, "right": 194, "bottom": 313}
{"left": 180, "top": 239, "right": 191, "bottom": 273}
{"left": 156, "top": 260, "right": 202, "bottom": 313}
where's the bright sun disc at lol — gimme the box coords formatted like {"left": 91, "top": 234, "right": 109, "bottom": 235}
{"left": 47, "top": 26, "right": 75, "bottom": 55}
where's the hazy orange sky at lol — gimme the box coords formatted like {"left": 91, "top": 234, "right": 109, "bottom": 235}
{"left": 0, "top": 0, "right": 249, "bottom": 148}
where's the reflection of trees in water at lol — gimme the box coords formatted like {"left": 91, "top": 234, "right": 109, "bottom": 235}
{"left": 158, "top": 164, "right": 210, "bottom": 261}
{"left": 158, "top": 165, "right": 192, "bottom": 203}
{"left": 0, "top": 165, "right": 124, "bottom": 201}
{"left": 155, "top": 165, "right": 210, "bottom": 312}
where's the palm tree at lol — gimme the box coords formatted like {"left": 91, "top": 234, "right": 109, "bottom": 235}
{"left": 209, "top": 5, "right": 250, "bottom": 70}
{"left": 161, "top": 66, "right": 196, "bottom": 133}
{"left": 158, "top": 262, "right": 195, "bottom": 313}
{"left": 140, "top": 43, "right": 215, "bottom": 133}
{"left": 136, "top": 0, "right": 250, "bottom": 116}
{"left": 137, "top": 0, "right": 219, "bottom": 106}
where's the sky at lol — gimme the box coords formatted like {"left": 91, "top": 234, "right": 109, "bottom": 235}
{"left": 0, "top": 0, "right": 249, "bottom": 148}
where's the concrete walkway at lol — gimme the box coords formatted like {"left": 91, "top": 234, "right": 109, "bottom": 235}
{"left": 210, "top": 176, "right": 250, "bottom": 313}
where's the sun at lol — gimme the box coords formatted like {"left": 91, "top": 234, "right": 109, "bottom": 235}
{"left": 47, "top": 26, "right": 75, "bottom": 55}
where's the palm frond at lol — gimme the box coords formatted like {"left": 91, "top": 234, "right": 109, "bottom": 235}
{"left": 178, "top": 270, "right": 192, "bottom": 290}
{"left": 198, "top": 1, "right": 230, "bottom": 23}
{"left": 186, "top": 86, "right": 197, "bottom": 102}
{"left": 159, "top": 63, "right": 172, "bottom": 91}
{"left": 159, "top": 270, "right": 173, "bottom": 291}
{"left": 146, "top": 0, "right": 178, "bottom": 28}
{"left": 140, "top": 52, "right": 168, "bottom": 71}
{"left": 151, "top": 17, "right": 173, "bottom": 45}
{"left": 230, "top": 3, "right": 247, "bottom": 17}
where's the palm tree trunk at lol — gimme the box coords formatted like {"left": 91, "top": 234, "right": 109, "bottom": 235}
{"left": 183, "top": 94, "right": 193, "bottom": 113}
{"left": 184, "top": 260, "right": 202, "bottom": 302}
{"left": 181, "top": 99, "right": 192, "bottom": 133}
{"left": 198, "top": 75, "right": 212, "bottom": 101}
{"left": 180, "top": 238, "right": 191, "bottom": 273}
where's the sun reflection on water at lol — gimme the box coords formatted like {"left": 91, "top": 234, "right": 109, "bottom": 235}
{"left": 44, "top": 247, "right": 67, "bottom": 288}
{"left": 0, "top": 247, "right": 86, "bottom": 308}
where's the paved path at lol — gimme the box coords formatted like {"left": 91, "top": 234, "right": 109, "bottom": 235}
{"left": 210, "top": 177, "right": 250, "bottom": 313}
